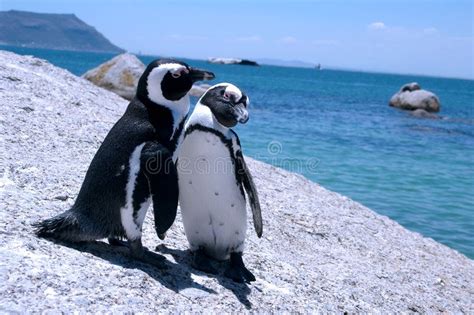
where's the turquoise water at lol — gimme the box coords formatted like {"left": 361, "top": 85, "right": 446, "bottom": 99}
{"left": 2, "top": 45, "right": 473, "bottom": 258}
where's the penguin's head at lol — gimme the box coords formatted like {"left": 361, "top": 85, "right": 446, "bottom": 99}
{"left": 199, "top": 83, "right": 250, "bottom": 128}
{"left": 137, "top": 59, "right": 215, "bottom": 107}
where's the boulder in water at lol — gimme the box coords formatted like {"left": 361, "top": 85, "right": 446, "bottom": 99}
{"left": 389, "top": 82, "right": 440, "bottom": 112}
{"left": 208, "top": 57, "right": 259, "bottom": 66}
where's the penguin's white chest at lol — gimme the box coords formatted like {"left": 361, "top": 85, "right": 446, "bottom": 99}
{"left": 120, "top": 143, "right": 151, "bottom": 240}
{"left": 178, "top": 130, "right": 247, "bottom": 260}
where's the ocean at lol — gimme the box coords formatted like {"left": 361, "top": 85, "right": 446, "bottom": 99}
{"left": 2, "top": 45, "right": 473, "bottom": 258}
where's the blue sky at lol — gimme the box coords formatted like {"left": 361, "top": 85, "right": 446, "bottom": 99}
{"left": 1, "top": 0, "right": 473, "bottom": 79}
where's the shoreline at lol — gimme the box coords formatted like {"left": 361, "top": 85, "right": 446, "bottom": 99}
{"left": 0, "top": 50, "right": 472, "bottom": 312}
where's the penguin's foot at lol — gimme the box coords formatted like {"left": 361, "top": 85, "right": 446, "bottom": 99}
{"left": 192, "top": 248, "right": 218, "bottom": 274}
{"left": 129, "top": 238, "right": 167, "bottom": 269}
{"left": 158, "top": 233, "right": 166, "bottom": 240}
{"left": 224, "top": 252, "right": 256, "bottom": 283}
{"left": 108, "top": 237, "right": 128, "bottom": 247}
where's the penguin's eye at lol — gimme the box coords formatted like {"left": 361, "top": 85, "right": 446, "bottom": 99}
{"left": 223, "top": 92, "right": 230, "bottom": 100}
{"left": 171, "top": 72, "right": 181, "bottom": 79}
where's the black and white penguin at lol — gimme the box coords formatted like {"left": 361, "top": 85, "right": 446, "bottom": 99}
{"left": 34, "top": 59, "right": 214, "bottom": 267}
{"left": 177, "top": 83, "right": 263, "bottom": 282}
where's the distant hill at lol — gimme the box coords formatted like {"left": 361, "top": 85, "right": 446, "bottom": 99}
{"left": 0, "top": 10, "right": 124, "bottom": 53}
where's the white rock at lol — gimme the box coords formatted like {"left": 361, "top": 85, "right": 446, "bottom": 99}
{"left": 208, "top": 57, "right": 243, "bottom": 64}
{"left": 82, "top": 53, "right": 145, "bottom": 100}
{"left": 389, "top": 82, "right": 441, "bottom": 112}
{"left": 207, "top": 57, "right": 259, "bottom": 66}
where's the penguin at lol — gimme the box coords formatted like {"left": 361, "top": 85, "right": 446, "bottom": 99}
{"left": 33, "top": 59, "right": 215, "bottom": 268}
{"left": 177, "top": 83, "right": 263, "bottom": 282}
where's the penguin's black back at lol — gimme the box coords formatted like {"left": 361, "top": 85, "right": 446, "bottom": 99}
{"left": 71, "top": 98, "right": 182, "bottom": 238}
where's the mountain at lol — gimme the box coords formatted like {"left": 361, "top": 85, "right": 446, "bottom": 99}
{"left": 0, "top": 10, "right": 124, "bottom": 53}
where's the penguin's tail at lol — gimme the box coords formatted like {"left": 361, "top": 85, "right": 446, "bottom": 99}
{"left": 33, "top": 209, "right": 97, "bottom": 242}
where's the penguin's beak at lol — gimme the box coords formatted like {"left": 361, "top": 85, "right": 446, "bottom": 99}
{"left": 189, "top": 67, "right": 215, "bottom": 82}
{"left": 234, "top": 102, "right": 249, "bottom": 124}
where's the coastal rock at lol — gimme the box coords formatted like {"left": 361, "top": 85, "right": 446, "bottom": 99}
{"left": 1, "top": 50, "right": 473, "bottom": 313}
{"left": 82, "top": 53, "right": 145, "bottom": 100}
{"left": 208, "top": 57, "right": 259, "bottom": 66}
{"left": 389, "top": 82, "right": 440, "bottom": 112}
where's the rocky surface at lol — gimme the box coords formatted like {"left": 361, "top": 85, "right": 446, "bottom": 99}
{"left": 389, "top": 82, "right": 441, "bottom": 112}
{"left": 1, "top": 50, "right": 473, "bottom": 313}
{"left": 83, "top": 54, "right": 210, "bottom": 99}
{"left": 82, "top": 53, "right": 145, "bottom": 100}
{"left": 0, "top": 10, "right": 123, "bottom": 53}
{"left": 208, "top": 57, "right": 259, "bottom": 66}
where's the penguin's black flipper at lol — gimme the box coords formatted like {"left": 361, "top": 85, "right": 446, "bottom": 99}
{"left": 140, "top": 141, "right": 179, "bottom": 237}
{"left": 235, "top": 149, "right": 263, "bottom": 238}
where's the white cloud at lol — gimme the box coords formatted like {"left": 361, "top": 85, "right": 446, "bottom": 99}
{"left": 368, "top": 22, "right": 386, "bottom": 30}
{"left": 236, "top": 35, "right": 262, "bottom": 42}
{"left": 278, "top": 36, "right": 297, "bottom": 44}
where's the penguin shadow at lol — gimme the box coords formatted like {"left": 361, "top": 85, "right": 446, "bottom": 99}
{"left": 51, "top": 239, "right": 216, "bottom": 295}
{"left": 156, "top": 244, "right": 253, "bottom": 309}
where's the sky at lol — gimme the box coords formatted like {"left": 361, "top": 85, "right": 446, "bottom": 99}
{"left": 1, "top": 0, "right": 473, "bottom": 79}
